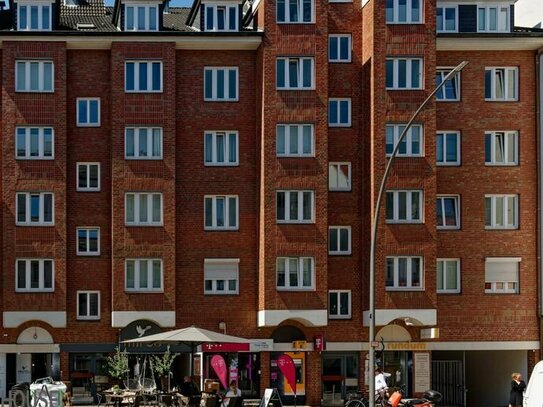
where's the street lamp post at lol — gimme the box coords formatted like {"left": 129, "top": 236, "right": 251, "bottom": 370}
{"left": 367, "top": 61, "right": 468, "bottom": 407}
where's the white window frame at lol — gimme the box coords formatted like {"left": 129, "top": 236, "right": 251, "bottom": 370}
{"left": 77, "top": 98, "right": 101, "bottom": 127}
{"left": 276, "top": 57, "right": 315, "bottom": 90}
{"left": 477, "top": 5, "right": 510, "bottom": 32}
{"left": 328, "top": 226, "right": 352, "bottom": 255}
{"left": 328, "top": 98, "right": 352, "bottom": 127}
{"left": 15, "top": 127, "right": 54, "bottom": 160}
{"left": 125, "top": 259, "right": 164, "bottom": 292}
{"left": 124, "top": 3, "right": 159, "bottom": 31}
{"left": 329, "top": 162, "right": 352, "bottom": 192}
{"left": 436, "top": 131, "right": 461, "bottom": 166}
{"left": 386, "top": 0, "right": 423, "bottom": 24}
{"left": 204, "top": 67, "right": 239, "bottom": 101}
{"left": 436, "top": 195, "right": 460, "bottom": 230}
{"left": 485, "top": 257, "right": 520, "bottom": 294}
{"left": 15, "top": 259, "right": 54, "bottom": 292}
{"left": 276, "top": 0, "right": 315, "bottom": 23}
{"left": 328, "top": 34, "right": 352, "bottom": 63}
{"left": 436, "top": 68, "right": 461, "bottom": 101}
{"left": 77, "top": 162, "right": 101, "bottom": 192}
{"left": 386, "top": 123, "right": 424, "bottom": 157}
{"left": 485, "top": 194, "right": 518, "bottom": 229}
{"left": 386, "top": 58, "right": 423, "bottom": 90}
{"left": 125, "top": 61, "right": 163, "bottom": 93}
{"left": 204, "top": 195, "right": 239, "bottom": 230}
{"left": 17, "top": 2, "right": 52, "bottom": 31}
{"left": 76, "top": 290, "right": 100, "bottom": 320}
{"left": 276, "top": 190, "right": 315, "bottom": 223}
{"left": 276, "top": 124, "right": 314, "bottom": 157}
{"left": 125, "top": 192, "right": 163, "bottom": 226}
{"left": 485, "top": 131, "right": 518, "bottom": 166}
{"left": 276, "top": 257, "right": 315, "bottom": 290}
{"left": 436, "top": 5, "right": 458, "bottom": 32}
{"left": 204, "top": 258, "right": 240, "bottom": 295}
{"left": 204, "top": 4, "right": 239, "bottom": 31}
{"left": 125, "top": 127, "right": 163, "bottom": 160}
{"left": 204, "top": 131, "right": 239, "bottom": 166}
{"left": 76, "top": 227, "right": 100, "bottom": 256}
{"left": 437, "top": 258, "right": 461, "bottom": 294}
{"left": 16, "top": 192, "right": 54, "bottom": 226}
{"left": 386, "top": 256, "right": 424, "bottom": 291}
{"left": 386, "top": 190, "right": 423, "bottom": 223}
{"left": 15, "top": 60, "right": 54, "bottom": 92}
{"left": 328, "top": 290, "right": 352, "bottom": 319}
{"left": 485, "top": 67, "right": 518, "bottom": 101}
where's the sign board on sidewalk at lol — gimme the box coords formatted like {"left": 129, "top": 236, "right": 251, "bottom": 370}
{"left": 259, "top": 388, "right": 283, "bottom": 407}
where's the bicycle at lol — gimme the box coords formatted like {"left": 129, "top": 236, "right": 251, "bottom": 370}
{"left": 345, "top": 391, "right": 369, "bottom": 407}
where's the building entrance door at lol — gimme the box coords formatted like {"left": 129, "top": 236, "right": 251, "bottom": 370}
{"left": 321, "top": 353, "right": 359, "bottom": 405}
{"left": 432, "top": 360, "right": 464, "bottom": 407}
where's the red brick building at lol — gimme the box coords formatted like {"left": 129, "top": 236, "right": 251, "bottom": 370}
{"left": 0, "top": 0, "right": 541, "bottom": 405}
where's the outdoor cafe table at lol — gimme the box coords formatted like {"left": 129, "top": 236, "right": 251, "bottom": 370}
{"left": 104, "top": 390, "right": 138, "bottom": 407}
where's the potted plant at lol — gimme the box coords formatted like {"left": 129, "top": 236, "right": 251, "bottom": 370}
{"left": 151, "top": 346, "right": 179, "bottom": 392}
{"left": 106, "top": 347, "right": 129, "bottom": 389}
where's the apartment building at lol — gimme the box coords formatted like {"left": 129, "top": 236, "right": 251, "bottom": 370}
{"left": 0, "top": 0, "right": 541, "bottom": 406}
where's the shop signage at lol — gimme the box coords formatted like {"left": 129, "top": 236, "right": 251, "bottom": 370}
{"left": 120, "top": 320, "right": 188, "bottom": 353}
{"left": 202, "top": 343, "right": 250, "bottom": 352}
{"left": 414, "top": 353, "right": 431, "bottom": 393}
{"left": 249, "top": 339, "right": 273, "bottom": 352}
{"left": 386, "top": 342, "right": 428, "bottom": 351}
{"left": 314, "top": 335, "right": 325, "bottom": 351}
{"left": 292, "top": 340, "right": 307, "bottom": 350}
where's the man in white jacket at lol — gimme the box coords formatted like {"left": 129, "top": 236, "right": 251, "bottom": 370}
{"left": 375, "top": 368, "right": 389, "bottom": 399}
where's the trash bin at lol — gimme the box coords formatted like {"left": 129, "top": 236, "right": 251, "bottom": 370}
{"left": 30, "top": 378, "right": 67, "bottom": 407}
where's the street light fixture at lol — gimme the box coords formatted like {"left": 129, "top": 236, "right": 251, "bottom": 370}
{"left": 367, "top": 61, "right": 469, "bottom": 407}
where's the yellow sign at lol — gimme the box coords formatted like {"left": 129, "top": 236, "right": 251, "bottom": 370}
{"left": 386, "top": 342, "right": 428, "bottom": 351}
{"left": 292, "top": 340, "right": 307, "bottom": 349}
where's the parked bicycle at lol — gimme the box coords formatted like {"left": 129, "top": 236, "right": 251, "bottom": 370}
{"left": 345, "top": 391, "right": 369, "bottom": 407}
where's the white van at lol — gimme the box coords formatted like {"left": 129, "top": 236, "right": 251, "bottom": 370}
{"left": 524, "top": 360, "right": 543, "bottom": 407}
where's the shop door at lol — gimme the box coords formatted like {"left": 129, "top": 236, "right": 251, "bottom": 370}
{"left": 322, "top": 354, "right": 359, "bottom": 404}
{"left": 432, "top": 360, "right": 464, "bottom": 407}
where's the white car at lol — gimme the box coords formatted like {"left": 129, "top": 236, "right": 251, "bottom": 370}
{"left": 524, "top": 360, "right": 543, "bottom": 407}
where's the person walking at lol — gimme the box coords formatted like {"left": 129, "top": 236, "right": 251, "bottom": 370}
{"left": 509, "top": 372, "right": 526, "bottom": 407}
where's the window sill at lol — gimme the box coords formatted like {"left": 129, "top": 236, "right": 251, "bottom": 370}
{"left": 204, "top": 163, "right": 240, "bottom": 167}
{"left": 329, "top": 60, "right": 352, "bottom": 64}
{"left": 276, "top": 21, "right": 315, "bottom": 25}
{"left": 329, "top": 188, "right": 352, "bottom": 192}
{"left": 436, "top": 99, "right": 460, "bottom": 102}
{"left": 328, "top": 315, "right": 352, "bottom": 320}
{"left": 16, "top": 289, "right": 54, "bottom": 293}
{"left": 77, "top": 317, "right": 101, "bottom": 321}
{"left": 436, "top": 162, "right": 461, "bottom": 167}
{"left": 77, "top": 124, "right": 101, "bottom": 128}
{"left": 204, "top": 292, "right": 239, "bottom": 296}
{"left": 386, "top": 21, "right": 425, "bottom": 25}
{"left": 484, "top": 227, "right": 518, "bottom": 230}
{"left": 125, "top": 156, "right": 164, "bottom": 160}
{"left": 386, "top": 220, "right": 424, "bottom": 225}
{"left": 484, "top": 163, "right": 518, "bottom": 167}
{"left": 16, "top": 223, "right": 54, "bottom": 227}
{"left": 204, "top": 98, "right": 240, "bottom": 102}
{"left": 277, "top": 221, "right": 315, "bottom": 225}
{"left": 125, "top": 290, "right": 164, "bottom": 293}
{"left": 276, "top": 287, "right": 315, "bottom": 292}
{"left": 204, "top": 228, "right": 239, "bottom": 231}
{"left": 437, "top": 290, "right": 461, "bottom": 295}
{"left": 329, "top": 252, "right": 352, "bottom": 256}
{"left": 385, "top": 287, "right": 425, "bottom": 292}
{"left": 16, "top": 157, "right": 55, "bottom": 160}
{"left": 484, "top": 99, "right": 518, "bottom": 102}
{"left": 277, "top": 88, "right": 315, "bottom": 91}
{"left": 15, "top": 90, "right": 54, "bottom": 94}
{"left": 76, "top": 188, "right": 101, "bottom": 192}
{"left": 437, "top": 226, "right": 460, "bottom": 231}
{"left": 76, "top": 252, "right": 101, "bottom": 257}
{"left": 329, "top": 123, "right": 352, "bottom": 128}
{"left": 125, "top": 90, "right": 164, "bottom": 94}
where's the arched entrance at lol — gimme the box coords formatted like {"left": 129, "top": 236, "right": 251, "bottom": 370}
{"left": 375, "top": 324, "right": 413, "bottom": 395}
{"left": 15, "top": 327, "right": 59, "bottom": 383}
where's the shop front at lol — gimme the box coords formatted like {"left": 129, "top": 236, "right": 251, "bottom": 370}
{"left": 321, "top": 353, "right": 359, "bottom": 405}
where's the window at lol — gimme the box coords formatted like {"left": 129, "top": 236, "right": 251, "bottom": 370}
{"left": 205, "top": 5, "right": 238, "bottom": 31}
{"left": 485, "top": 131, "right": 518, "bottom": 166}
{"left": 205, "top": 131, "right": 238, "bottom": 165}
{"left": 276, "top": 257, "right": 314, "bottom": 290}
{"left": 328, "top": 35, "right": 351, "bottom": 63}
{"left": 125, "top": 61, "right": 162, "bottom": 92}
{"left": 276, "top": 57, "right": 314, "bottom": 90}
{"left": 204, "top": 67, "right": 238, "bottom": 101}
{"left": 386, "top": 256, "right": 423, "bottom": 290}
{"left": 16, "top": 127, "right": 54, "bottom": 159}
{"left": 16, "top": 192, "right": 54, "bottom": 226}
{"left": 276, "top": 0, "right": 313, "bottom": 23}
{"left": 77, "top": 163, "right": 100, "bottom": 192}
{"left": 16, "top": 60, "right": 54, "bottom": 92}
{"left": 204, "top": 195, "right": 239, "bottom": 230}
{"left": 328, "top": 290, "right": 351, "bottom": 319}
{"left": 385, "top": 124, "right": 423, "bottom": 156}
{"left": 204, "top": 259, "right": 239, "bottom": 295}
{"left": 436, "top": 195, "right": 460, "bottom": 230}
{"left": 77, "top": 291, "right": 100, "bottom": 320}
{"left": 386, "top": 190, "right": 423, "bottom": 223}
{"left": 478, "top": 5, "right": 509, "bottom": 32}
{"left": 125, "top": 4, "right": 158, "bottom": 31}
{"left": 436, "top": 69, "right": 460, "bottom": 101}
{"left": 436, "top": 132, "right": 460, "bottom": 166}
{"left": 485, "top": 67, "right": 518, "bottom": 101}
{"left": 77, "top": 228, "right": 100, "bottom": 256}
{"left": 77, "top": 98, "right": 100, "bottom": 127}
{"left": 276, "top": 190, "right": 314, "bottom": 223}
{"left": 329, "top": 226, "right": 351, "bottom": 255}
{"left": 125, "top": 259, "right": 163, "bottom": 292}
{"left": 125, "top": 193, "right": 163, "bottom": 226}
{"left": 329, "top": 162, "right": 351, "bottom": 191}
{"left": 328, "top": 99, "right": 351, "bottom": 127}
{"left": 386, "top": 0, "right": 422, "bottom": 24}
{"left": 16, "top": 259, "right": 54, "bottom": 292}
{"left": 485, "top": 195, "right": 518, "bottom": 229}
{"left": 276, "top": 124, "right": 314, "bottom": 157}
{"left": 437, "top": 259, "right": 460, "bottom": 293}
{"left": 17, "top": 3, "right": 51, "bottom": 31}
{"left": 436, "top": 6, "right": 457, "bottom": 32}
{"left": 386, "top": 58, "right": 423, "bottom": 90}
{"left": 485, "top": 257, "right": 520, "bottom": 294}
{"left": 125, "top": 127, "right": 163, "bottom": 159}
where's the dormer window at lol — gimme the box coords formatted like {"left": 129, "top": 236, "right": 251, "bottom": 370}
{"left": 477, "top": 5, "right": 509, "bottom": 32}
{"left": 204, "top": 4, "right": 238, "bottom": 31}
{"left": 125, "top": 3, "right": 159, "bottom": 31}
{"left": 17, "top": 2, "right": 52, "bottom": 31}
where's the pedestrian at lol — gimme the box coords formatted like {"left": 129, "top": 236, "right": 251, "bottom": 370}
{"left": 375, "top": 368, "right": 389, "bottom": 399}
{"left": 509, "top": 372, "right": 526, "bottom": 407}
